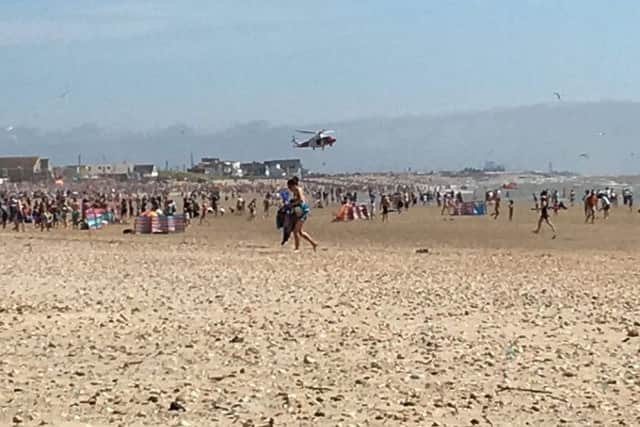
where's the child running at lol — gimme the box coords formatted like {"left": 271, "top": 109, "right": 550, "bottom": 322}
{"left": 491, "top": 195, "right": 501, "bottom": 220}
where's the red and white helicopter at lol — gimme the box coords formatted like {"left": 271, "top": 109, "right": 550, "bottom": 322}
{"left": 292, "top": 129, "right": 336, "bottom": 150}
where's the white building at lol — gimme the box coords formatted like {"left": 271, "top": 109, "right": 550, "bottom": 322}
{"left": 85, "top": 163, "right": 132, "bottom": 178}
{"left": 133, "top": 164, "right": 158, "bottom": 179}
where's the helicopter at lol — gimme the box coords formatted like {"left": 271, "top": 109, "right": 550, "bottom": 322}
{"left": 291, "top": 129, "right": 336, "bottom": 150}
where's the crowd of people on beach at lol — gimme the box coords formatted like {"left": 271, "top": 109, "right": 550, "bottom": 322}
{"left": 1, "top": 190, "right": 87, "bottom": 232}
{"left": 0, "top": 188, "right": 182, "bottom": 232}
{"left": 2, "top": 177, "right": 638, "bottom": 248}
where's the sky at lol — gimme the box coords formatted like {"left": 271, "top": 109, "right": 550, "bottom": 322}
{"left": 1, "top": 0, "right": 640, "bottom": 131}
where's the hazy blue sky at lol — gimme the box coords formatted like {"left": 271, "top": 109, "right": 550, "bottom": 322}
{"left": 1, "top": 0, "right": 639, "bottom": 130}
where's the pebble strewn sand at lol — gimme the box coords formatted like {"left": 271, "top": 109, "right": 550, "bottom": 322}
{"left": 1, "top": 206, "right": 640, "bottom": 426}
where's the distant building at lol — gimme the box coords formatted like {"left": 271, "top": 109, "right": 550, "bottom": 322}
{"left": 190, "top": 158, "right": 242, "bottom": 177}
{"left": 133, "top": 164, "right": 158, "bottom": 179}
{"left": 57, "top": 165, "right": 81, "bottom": 180}
{"left": 85, "top": 163, "right": 132, "bottom": 180}
{"left": 264, "top": 159, "right": 304, "bottom": 177}
{"left": 201, "top": 157, "right": 220, "bottom": 164}
{"left": 482, "top": 161, "right": 506, "bottom": 172}
{"left": 240, "top": 161, "right": 266, "bottom": 177}
{"left": 0, "top": 156, "right": 51, "bottom": 182}
{"left": 57, "top": 165, "right": 91, "bottom": 180}
{"left": 191, "top": 157, "right": 304, "bottom": 178}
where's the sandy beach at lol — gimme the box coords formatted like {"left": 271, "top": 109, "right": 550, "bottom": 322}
{"left": 1, "top": 205, "right": 639, "bottom": 426}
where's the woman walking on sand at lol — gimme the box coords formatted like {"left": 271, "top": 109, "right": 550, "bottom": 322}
{"left": 13, "top": 198, "right": 26, "bottom": 232}
{"left": 533, "top": 191, "right": 556, "bottom": 239}
{"left": 381, "top": 194, "right": 390, "bottom": 222}
{"left": 288, "top": 177, "right": 318, "bottom": 251}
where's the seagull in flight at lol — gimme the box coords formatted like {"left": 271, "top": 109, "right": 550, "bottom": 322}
{"left": 578, "top": 153, "right": 589, "bottom": 159}
{"left": 58, "top": 89, "right": 71, "bottom": 99}
{"left": 553, "top": 92, "right": 562, "bottom": 101}
{"left": 5, "top": 125, "right": 14, "bottom": 132}
{"left": 597, "top": 131, "right": 606, "bottom": 136}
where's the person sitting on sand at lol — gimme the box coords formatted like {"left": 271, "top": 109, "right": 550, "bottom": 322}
{"left": 288, "top": 177, "right": 317, "bottom": 251}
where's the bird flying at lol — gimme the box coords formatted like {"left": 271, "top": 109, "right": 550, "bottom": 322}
{"left": 553, "top": 92, "right": 561, "bottom": 101}
{"left": 579, "top": 153, "right": 589, "bottom": 159}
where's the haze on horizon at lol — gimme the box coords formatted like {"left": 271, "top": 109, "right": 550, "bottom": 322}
{"left": 2, "top": 0, "right": 640, "bottom": 131}
{"left": 3, "top": 1, "right": 640, "bottom": 176}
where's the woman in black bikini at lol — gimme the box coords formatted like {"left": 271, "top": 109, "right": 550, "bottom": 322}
{"left": 533, "top": 191, "right": 556, "bottom": 239}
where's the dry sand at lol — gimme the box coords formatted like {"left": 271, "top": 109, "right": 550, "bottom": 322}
{"left": 1, "top": 205, "right": 639, "bottom": 426}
